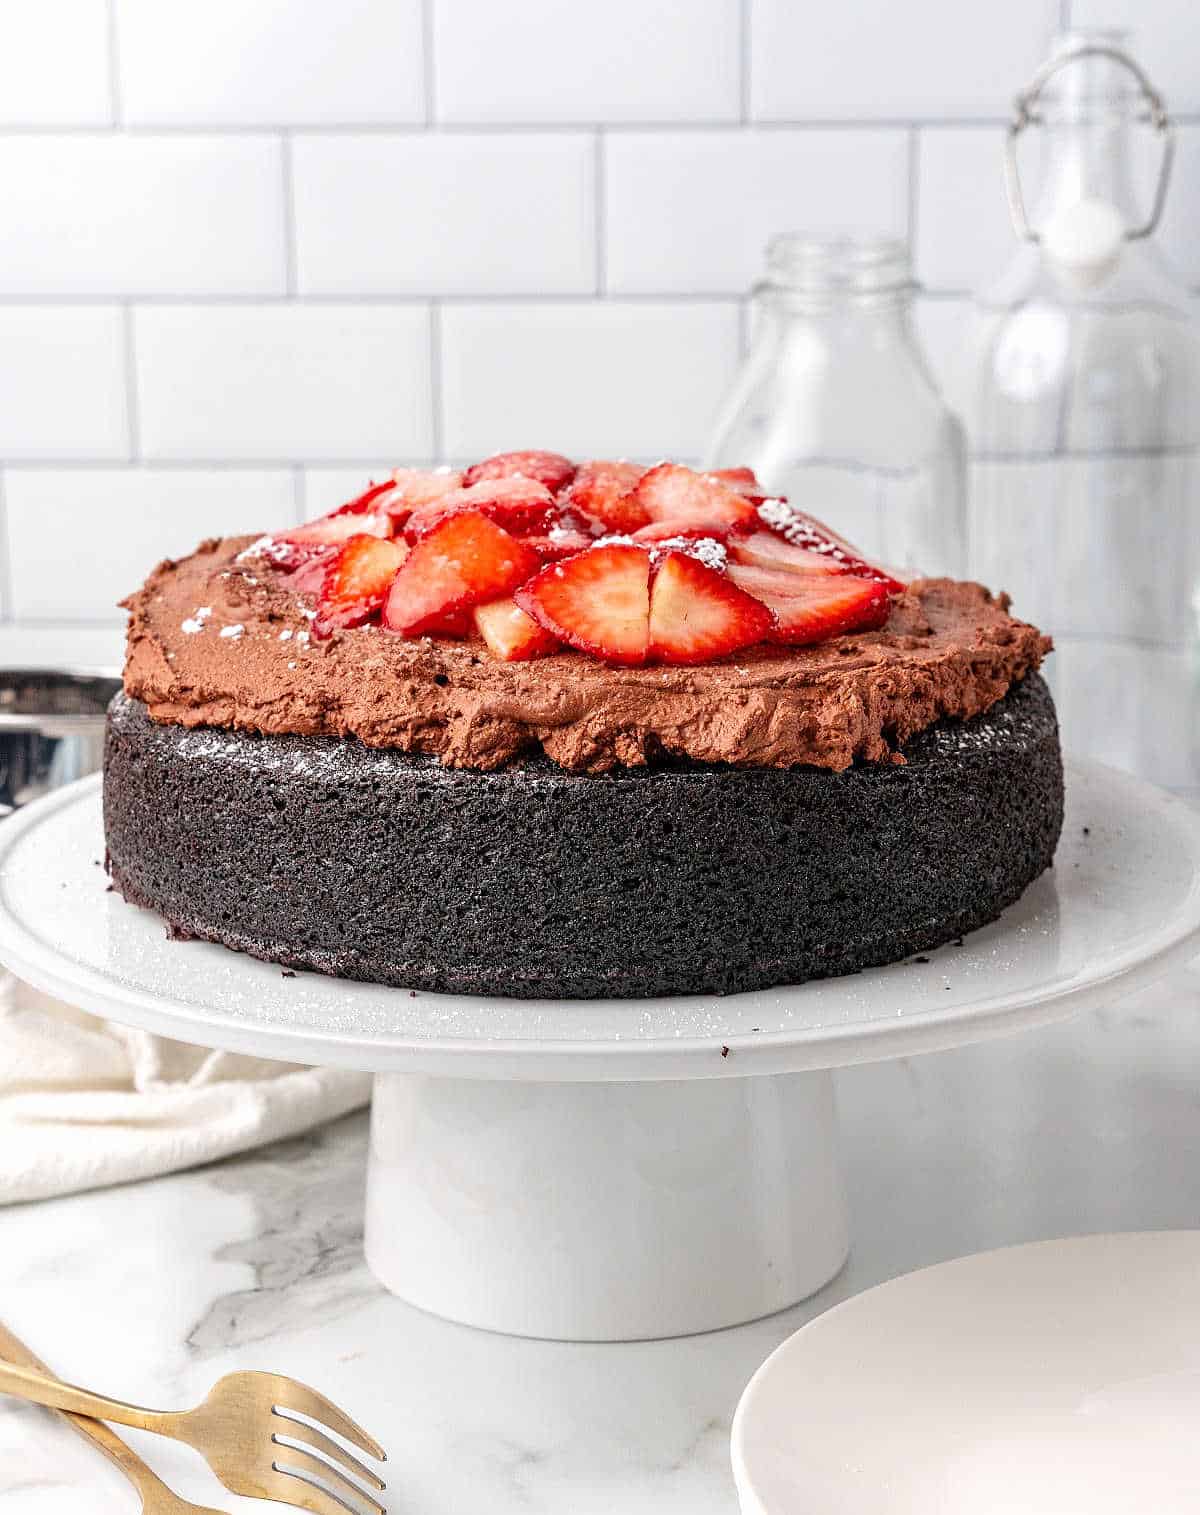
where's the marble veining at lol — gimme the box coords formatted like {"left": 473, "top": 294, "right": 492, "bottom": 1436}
{"left": 4, "top": 971, "right": 1200, "bottom": 1512}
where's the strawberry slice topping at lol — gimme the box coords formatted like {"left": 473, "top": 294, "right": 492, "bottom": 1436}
{"left": 563, "top": 460, "right": 649, "bottom": 534}
{"left": 632, "top": 518, "right": 732, "bottom": 545}
{"left": 463, "top": 450, "right": 577, "bottom": 494}
{"left": 706, "top": 466, "right": 769, "bottom": 503}
{"left": 649, "top": 550, "right": 773, "bottom": 665}
{"left": 633, "top": 463, "right": 759, "bottom": 533}
{"left": 330, "top": 479, "right": 399, "bottom": 517}
{"left": 754, "top": 500, "right": 906, "bottom": 594}
{"left": 378, "top": 467, "right": 464, "bottom": 525}
{"left": 727, "top": 529, "right": 844, "bottom": 577}
{"left": 266, "top": 508, "right": 390, "bottom": 571}
{"left": 313, "top": 535, "right": 408, "bottom": 639}
{"left": 728, "top": 564, "right": 891, "bottom": 645}
{"left": 474, "top": 596, "right": 561, "bottom": 662}
{"left": 516, "top": 543, "right": 651, "bottom": 666}
{"left": 404, "top": 476, "right": 557, "bottom": 542}
{"left": 383, "top": 511, "right": 543, "bottom": 637}
{"left": 518, "top": 522, "right": 596, "bottom": 561}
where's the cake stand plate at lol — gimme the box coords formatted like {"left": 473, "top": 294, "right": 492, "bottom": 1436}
{"left": 2, "top": 762, "right": 1199, "bottom": 1340}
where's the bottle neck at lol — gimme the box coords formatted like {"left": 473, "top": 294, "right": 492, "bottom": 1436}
{"left": 1031, "top": 112, "right": 1142, "bottom": 228}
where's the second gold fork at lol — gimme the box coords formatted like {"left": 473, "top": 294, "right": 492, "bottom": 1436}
{"left": 0, "top": 1356, "right": 387, "bottom": 1515}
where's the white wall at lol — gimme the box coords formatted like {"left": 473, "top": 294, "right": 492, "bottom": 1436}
{"left": 2, "top": 0, "right": 1197, "bottom": 667}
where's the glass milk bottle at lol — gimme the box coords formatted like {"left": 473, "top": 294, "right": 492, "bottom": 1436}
{"left": 963, "top": 31, "right": 1200, "bottom": 789}
{"left": 706, "top": 235, "right": 966, "bottom": 579}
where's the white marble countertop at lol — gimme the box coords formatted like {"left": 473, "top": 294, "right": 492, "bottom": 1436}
{"left": 3, "top": 966, "right": 1200, "bottom": 1513}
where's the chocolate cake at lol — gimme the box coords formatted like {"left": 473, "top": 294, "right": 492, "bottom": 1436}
{"left": 103, "top": 453, "right": 1064, "bottom": 998}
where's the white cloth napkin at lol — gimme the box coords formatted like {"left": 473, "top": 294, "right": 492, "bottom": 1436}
{"left": 0, "top": 974, "right": 371, "bottom": 1205}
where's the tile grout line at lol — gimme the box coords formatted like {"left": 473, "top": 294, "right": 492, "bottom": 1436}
{"left": 429, "top": 302, "right": 445, "bottom": 462}
{"left": 0, "top": 469, "right": 12, "bottom": 622}
{"left": 104, "top": 0, "right": 123, "bottom": 126}
{"left": 0, "top": 292, "right": 763, "bottom": 307}
{"left": 122, "top": 304, "right": 141, "bottom": 460}
{"left": 280, "top": 132, "right": 298, "bottom": 296}
{"left": 422, "top": 0, "right": 437, "bottom": 125}
{"left": 594, "top": 130, "right": 606, "bottom": 296}
{"left": 739, "top": 0, "right": 752, "bottom": 124}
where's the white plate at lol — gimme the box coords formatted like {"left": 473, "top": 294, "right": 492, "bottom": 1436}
{"left": 1, "top": 762, "right": 1199, "bottom": 1079}
{"left": 733, "top": 1232, "right": 1200, "bottom": 1515}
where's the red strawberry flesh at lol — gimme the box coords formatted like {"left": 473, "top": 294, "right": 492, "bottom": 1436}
{"left": 313, "top": 535, "right": 408, "bottom": 638}
{"left": 755, "top": 500, "right": 906, "bottom": 593}
{"left": 404, "top": 476, "right": 557, "bottom": 542}
{"left": 463, "top": 450, "right": 577, "bottom": 494}
{"left": 383, "top": 511, "right": 543, "bottom": 637}
{"left": 728, "top": 564, "right": 892, "bottom": 644}
{"left": 648, "top": 550, "right": 773, "bottom": 664}
{"left": 634, "top": 463, "right": 758, "bottom": 532}
{"left": 563, "top": 459, "right": 649, "bottom": 534}
{"left": 473, "top": 596, "right": 561, "bottom": 661}
{"left": 516, "top": 543, "right": 651, "bottom": 666}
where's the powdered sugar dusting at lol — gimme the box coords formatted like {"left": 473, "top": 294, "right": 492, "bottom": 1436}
{"left": 180, "top": 605, "right": 212, "bottom": 635}
{"left": 218, "top": 623, "right": 244, "bottom": 640}
{"left": 650, "top": 536, "right": 728, "bottom": 572}
{"left": 236, "top": 535, "right": 288, "bottom": 564}
{"left": 279, "top": 628, "right": 294, "bottom": 641}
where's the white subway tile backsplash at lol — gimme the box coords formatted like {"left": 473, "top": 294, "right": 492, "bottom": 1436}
{"left": 1070, "top": 0, "right": 1200, "bottom": 115}
{"left": 0, "top": 137, "right": 285, "bottom": 297}
{"left": 294, "top": 134, "right": 595, "bottom": 296}
{"left": 134, "top": 305, "right": 433, "bottom": 461}
{"left": 116, "top": 0, "right": 424, "bottom": 125}
{"left": 605, "top": 130, "right": 909, "bottom": 294}
{"left": 440, "top": 302, "right": 741, "bottom": 459}
{"left": 916, "top": 126, "right": 1019, "bottom": 290}
{"left": 434, "top": 0, "right": 740, "bottom": 123}
{"left": 0, "top": 309, "right": 129, "bottom": 459}
{"left": 751, "top": 0, "right": 1056, "bottom": 120}
{"left": 0, "top": 1, "right": 111, "bottom": 125}
{"left": 5, "top": 469, "right": 296, "bottom": 620}
{"left": 0, "top": 623, "right": 125, "bottom": 671}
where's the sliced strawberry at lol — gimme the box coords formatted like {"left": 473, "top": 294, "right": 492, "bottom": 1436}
{"left": 265, "top": 509, "right": 390, "bottom": 571}
{"left": 331, "top": 479, "right": 398, "bottom": 517}
{"left": 648, "top": 551, "right": 772, "bottom": 665}
{"left": 424, "top": 607, "right": 473, "bottom": 638}
{"left": 562, "top": 460, "right": 648, "bottom": 534}
{"left": 404, "top": 476, "right": 557, "bottom": 542}
{"left": 286, "top": 546, "right": 339, "bottom": 595}
{"left": 518, "top": 523, "right": 596, "bottom": 561}
{"left": 474, "top": 596, "right": 561, "bottom": 662}
{"left": 754, "top": 500, "right": 906, "bottom": 594}
{"left": 728, "top": 565, "right": 892, "bottom": 645}
{"left": 632, "top": 518, "right": 733, "bottom": 545}
{"left": 383, "top": 512, "right": 543, "bottom": 637}
{"left": 727, "top": 530, "right": 844, "bottom": 577}
{"left": 378, "top": 467, "right": 464, "bottom": 525}
{"left": 463, "top": 450, "right": 577, "bottom": 494}
{"left": 313, "top": 535, "right": 408, "bottom": 639}
{"left": 516, "top": 544, "right": 651, "bottom": 667}
{"left": 706, "top": 466, "right": 769, "bottom": 503}
{"left": 633, "top": 463, "right": 759, "bottom": 533}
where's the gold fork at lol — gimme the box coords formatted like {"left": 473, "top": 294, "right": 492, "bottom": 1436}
{"left": 0, "top": 1354, "right": 387, "bottom": 1515}
{"left": 0, "top": 1322, "right": 224, "bottom": 1515}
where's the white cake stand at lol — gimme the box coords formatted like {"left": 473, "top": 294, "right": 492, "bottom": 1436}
{"left": 2, "top": 762, "right": 1199, "bottom": 1342}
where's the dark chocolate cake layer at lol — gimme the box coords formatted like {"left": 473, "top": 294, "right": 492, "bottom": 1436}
{"left": 104, "top": 678, "right": 1063, "bottom": 999}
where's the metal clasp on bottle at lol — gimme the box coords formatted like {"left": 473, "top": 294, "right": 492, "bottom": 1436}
{"left": 1003, "top": 43, "right": 1175, "bottom": 242}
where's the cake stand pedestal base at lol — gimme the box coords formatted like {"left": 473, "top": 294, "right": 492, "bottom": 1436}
{"left": 364, "top": 1069, "right": 849, "bottom": 1340}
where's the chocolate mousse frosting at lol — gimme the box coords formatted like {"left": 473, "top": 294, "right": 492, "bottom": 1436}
{"left": 121, "top": 535, "right": 1051, "bottom": 774}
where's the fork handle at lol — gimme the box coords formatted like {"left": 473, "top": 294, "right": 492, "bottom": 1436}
{"left": 0, "top": 1323, "right": 180, "bottom": 1503}
{"left": 0, "top": 1353, "right": 181, "bottom": 1441}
